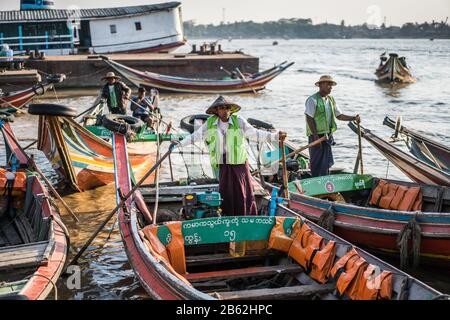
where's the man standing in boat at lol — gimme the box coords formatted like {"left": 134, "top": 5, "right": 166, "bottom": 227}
{"left": 175, "top": 96, "right": 286, "bottom": 216}
{"left": 95, "top": 72, "right": 131, "bottom": 115}
{"left": 305, "top": 75, "right": 361, "bottom": 177}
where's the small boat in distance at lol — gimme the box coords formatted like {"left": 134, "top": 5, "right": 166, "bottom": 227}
{"left": 375, "top": 53, "right": 416, "bottom": 84}
{"left": 384, "top": 116, "right": 450, "bottom": 173}
{"left": 101, "top": 57, "right": 294, "bottom": 94}
{"left": 0, "top": 116, "right": 68, "bottom": 300}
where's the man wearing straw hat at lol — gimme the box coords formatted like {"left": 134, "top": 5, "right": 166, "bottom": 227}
{"left": 95, "top": 71, "right": 131, "bottom": 115}
{"left": 305, "top": 75, "right": 361, "bottom": 177}
{"left": 177, "top": 95, "right": 287, "bottom": 216}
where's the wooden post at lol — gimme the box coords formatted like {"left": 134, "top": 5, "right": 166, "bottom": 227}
{"left": 279, "top": 136, "right": 289, "bottom": 200}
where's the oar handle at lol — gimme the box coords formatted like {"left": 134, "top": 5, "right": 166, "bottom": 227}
{"left": 286, "top": 135, "right": 327, "bottom": 159}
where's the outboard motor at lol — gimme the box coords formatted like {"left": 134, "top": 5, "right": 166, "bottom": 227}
{"left": 181, "top": 191, "right": 222, "bottom": 220}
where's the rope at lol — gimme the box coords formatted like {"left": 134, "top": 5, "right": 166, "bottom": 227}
{"left": 396, "top": 217, "right": 422, "bottom": 269}
{"left": 317, "top": 205, "right": 335, "bottom": 232}
{"left": 28, "top": 273, "right": 58, "bottom": 300}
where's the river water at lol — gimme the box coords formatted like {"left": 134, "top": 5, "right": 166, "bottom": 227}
{"left": 1, "top": 39, "right": 449, "bottom": 299}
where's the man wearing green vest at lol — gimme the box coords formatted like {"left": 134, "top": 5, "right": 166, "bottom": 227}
{"left": 305, "top": 75, "right": 361, "bottom": 177}
{"left": 177, "top": 96, "right": 286, "bottom": 216}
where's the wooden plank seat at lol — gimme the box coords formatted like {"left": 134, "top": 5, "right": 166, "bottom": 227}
{"left": 211, "top": 283, "right": 336, "bottom": 300}
{"left": 185, "top": 264, "right": 303, "bottom": 282}
{"left": 186, "top": 251, "right": 282, "bottom": 268}
{"left": 0, "top": 240, "right": 50, "bottom": 271}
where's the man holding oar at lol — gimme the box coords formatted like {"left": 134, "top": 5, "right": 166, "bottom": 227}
{"left": 129, "top": 86, "right": 157, "bottom": 128}
{"left": 93, "top": 72, "right": 131, "bottom": 115}
{"left": 175, "top": 96, "right": 287, "bottom": 216}
{"left": 305, "top": 75, "right": 361, "bottom": 177}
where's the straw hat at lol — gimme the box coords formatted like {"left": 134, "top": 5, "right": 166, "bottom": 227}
{"left": 206, "top": 95, "right": 241, "bottom": 115}
{"left": 315, "top": 75, "right": 337, "bottom": 87}
{"left": 102, "top": 71, "right": 121, "bottom": 80}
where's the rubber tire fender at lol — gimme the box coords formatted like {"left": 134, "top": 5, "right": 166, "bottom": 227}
{"left": 180, "top": 114, "right": 210, "bottom": 133}
{"left": 247, "top": 118, "right": 275, "bottom": 131}
{"left": 28, "top": 104, "right": 77, "bottom": 117}
{"left": 101, "top": 114, "right": 144, "bottom": 134}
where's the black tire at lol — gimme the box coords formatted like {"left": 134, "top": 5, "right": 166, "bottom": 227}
{"left": 180, "top": 114, "right": 210, "bottom": 133}
{"left": 0, "top": 111, "right": 14, "bottom": 122}
{"left": 155, "top": 209, "right": 179, "bottom": 223}
{"left": 247, "top": 118, "right": 275, "bottom": 131}
{"left": 28, "top": 104, "right": 77, "bottom": 117}
{"left": 101, "top": 114, "right": 143, "bottom": 134}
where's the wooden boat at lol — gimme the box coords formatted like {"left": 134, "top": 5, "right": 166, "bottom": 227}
{"left": 101, "top": 57, "right": 294, "bottom": 94}
{"left": 375, "top": 53, "right": 416, "bottom": 83}
{"left": 383, "top": 116, "right": 450, "bottom": 173}
{"left": 0, "top": 74, "right": 65, "bottom": 113}
{"left": 348, "top": 122, "right": 450, "bottom": 186}
{"left": 31, "top": 104, "right": 159, "bottom": 192}
{"left": 0, "top": 117, "right": 69, "bottom": 300}
{"left": 109, "top": 129, "right": 444, "bottom": 300}
{"left": 264, "top": 173, "right": 450, "bottom": 268}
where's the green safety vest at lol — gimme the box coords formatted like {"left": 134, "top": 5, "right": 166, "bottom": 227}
{"left": 206, "top": 115, "right": 248, "bottom": 171}
{"left": 306, "top": 92, "right": 337, "bottom": 136}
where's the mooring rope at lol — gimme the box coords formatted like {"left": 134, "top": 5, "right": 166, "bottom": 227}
{"left": 396, "top": 217, "right": 422, "bottom": 269}
{"left": 317, "top": 205, "right": 335, "bottom": 232}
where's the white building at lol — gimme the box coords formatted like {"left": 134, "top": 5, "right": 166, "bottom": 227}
{"left": 0, "top": 1, "right": 186, "bottom": 55}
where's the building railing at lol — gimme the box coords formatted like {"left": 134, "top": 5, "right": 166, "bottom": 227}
{"left": 0, "top": 33, "right": 75, "bottom": 51}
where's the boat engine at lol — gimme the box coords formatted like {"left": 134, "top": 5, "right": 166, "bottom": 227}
{"left": 181, "top": 191, "right": 222, "bottom": 220}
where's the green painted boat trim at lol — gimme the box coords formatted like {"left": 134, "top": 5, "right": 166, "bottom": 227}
{"left": 288, "top": 173, "right": 373, "bottom": 196}
{"left": 85, "top": 125, "right": 187, "bottom": 142}
{"left": 156, "top": 216, "right": 299, "bottom": 246}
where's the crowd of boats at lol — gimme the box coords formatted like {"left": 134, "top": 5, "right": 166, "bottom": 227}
{"left": 0, "top": 50, "right": 448, "bottom": 301}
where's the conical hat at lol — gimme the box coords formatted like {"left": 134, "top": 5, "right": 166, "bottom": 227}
{"left": 205, "top": 95, "right": 241, "bottom": 115}
{"left": 315, "top": 75, "right": 337, "bottom": 86}
{"left": 102, "top": 71, "right": 121, "bottom": 80}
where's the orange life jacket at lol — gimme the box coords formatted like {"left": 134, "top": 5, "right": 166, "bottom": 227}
{"left": 288, "top": 222, "right": 336, "bottom": 284}
{"left": 0, "top": 168, "right": 27, "bottom": 196}
{"left": 354, "top": 264, "right": 393, "bottom": 300}
{"left": 369, "top": 179, "right": 422, "bottom": 212}
{"left": 268, "top": 217, "right": 301, "bottom": 253}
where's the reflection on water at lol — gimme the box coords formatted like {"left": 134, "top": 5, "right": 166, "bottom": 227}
{"left": 1, "top": 39, "right": 450, "bottom": 299}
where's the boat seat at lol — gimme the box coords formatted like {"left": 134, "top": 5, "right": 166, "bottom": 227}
{"left": 185, "top": 263, "right": 302, "bottom": 282}
{"left": 186, "top": 251, "right": 283, "bottom": 268}
{"left": 0, "top": 240, "right": 51, "bottom": 271}
{"left": 211, "top": 283, "right": 336, "bottom": 300}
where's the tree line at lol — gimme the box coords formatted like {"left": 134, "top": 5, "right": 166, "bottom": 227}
{"left": 184, "top": 18, "right": 450, "bottom": 39}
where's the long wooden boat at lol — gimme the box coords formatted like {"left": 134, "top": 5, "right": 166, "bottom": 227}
{"left": 348, "top": 122, "right": 450, "bottom": 186}
{"left": 375, "top": 53, "right": 416, "bottom": 83}
{"left": 0, "top": 74, "right": 65, "bottom": 113}
{"left": 102, "top": 57, "right": 294, "bottom": 94}
{"left": 383, "top": 116, "right": 450, "bottom": 173}
{"left": 109, "top": 129, "right": 444, "bottom": 300}
{"left": 0, "top": 117, "right": 69, "bottom": 300}
{"left": 263, "top": 173, "right": 450, "bottom": 268}
{"left": 33, "top": 108, "right": 158, "bottom": 192}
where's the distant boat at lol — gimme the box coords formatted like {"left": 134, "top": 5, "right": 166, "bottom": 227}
{"left": 375, "top": 53, "right": 416, "bottom": 84}
{"left": 272, "top": 41, "right": 279, "bottom": 46}
{"left": 0, "top": 1, "right": 186, "bottom": 55}
{"left": 430, "top": 38, "right": 435, "bottom": 41}
{"left": 102, "top": 57, "right": 295, "bottom": 94}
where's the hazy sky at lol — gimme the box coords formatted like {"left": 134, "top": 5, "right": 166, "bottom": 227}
{"left": 1, "top": 0, "right": 449, "bottom": 26}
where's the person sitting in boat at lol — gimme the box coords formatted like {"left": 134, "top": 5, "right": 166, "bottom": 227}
{"left": 174, "top": 96, "right": 287, "bottom": 216}
{"left": 305, "top": 75, "right": 361, "bottom": 177}
{"left": 130, "top": 86, "right": 155, "bottom": 128}
{"left": 94, "top": 72, "right": 131, "bottom": 115}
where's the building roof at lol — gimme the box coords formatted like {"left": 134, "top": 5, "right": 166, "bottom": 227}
{"left": 0, "top": 2, "right": 181, "bottom": 23}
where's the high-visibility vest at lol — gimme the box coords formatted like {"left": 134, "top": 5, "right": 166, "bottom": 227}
{"left": 205, "top": 115, "right": 248, "bottom": 170}
{"left": 306, "top": 92, "right": 337, "bottom": 136}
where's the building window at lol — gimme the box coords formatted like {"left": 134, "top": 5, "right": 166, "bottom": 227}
{"left": 110, "top": 25, "right": 117, "bottom": 34}
{"left": 135, "top": 22, "right": 142, "bottom": 31}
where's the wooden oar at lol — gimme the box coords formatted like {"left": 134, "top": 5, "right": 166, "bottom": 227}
{"left": 0, "top": 97, "right": 26, "bottom": 114}
{"left": 1, "top": 124, "right": 79, "bottom": 222}
{"left": 75, "top": 100, "right": 103, "bottom": 119}
{"left": 235, "top": 67, "right": 257, "bottom": 95}
{"left": 251, "top": 136, "right": 327, "bottom": 176}
{"left": 68, "top": 145, "right": 174, "bottom": 266}
{"left": 357, "top": 122, "right": 364, "bottom": 174}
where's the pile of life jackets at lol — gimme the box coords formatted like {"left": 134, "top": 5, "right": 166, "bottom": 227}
{"left": 369, "top": 179, "right": 422, "bottom": 211}
{"left": 268, "top": 217, "right": 393, "bottom": 300}
{"left": 0, "top": 168, "right": 27, "bottom": 196}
